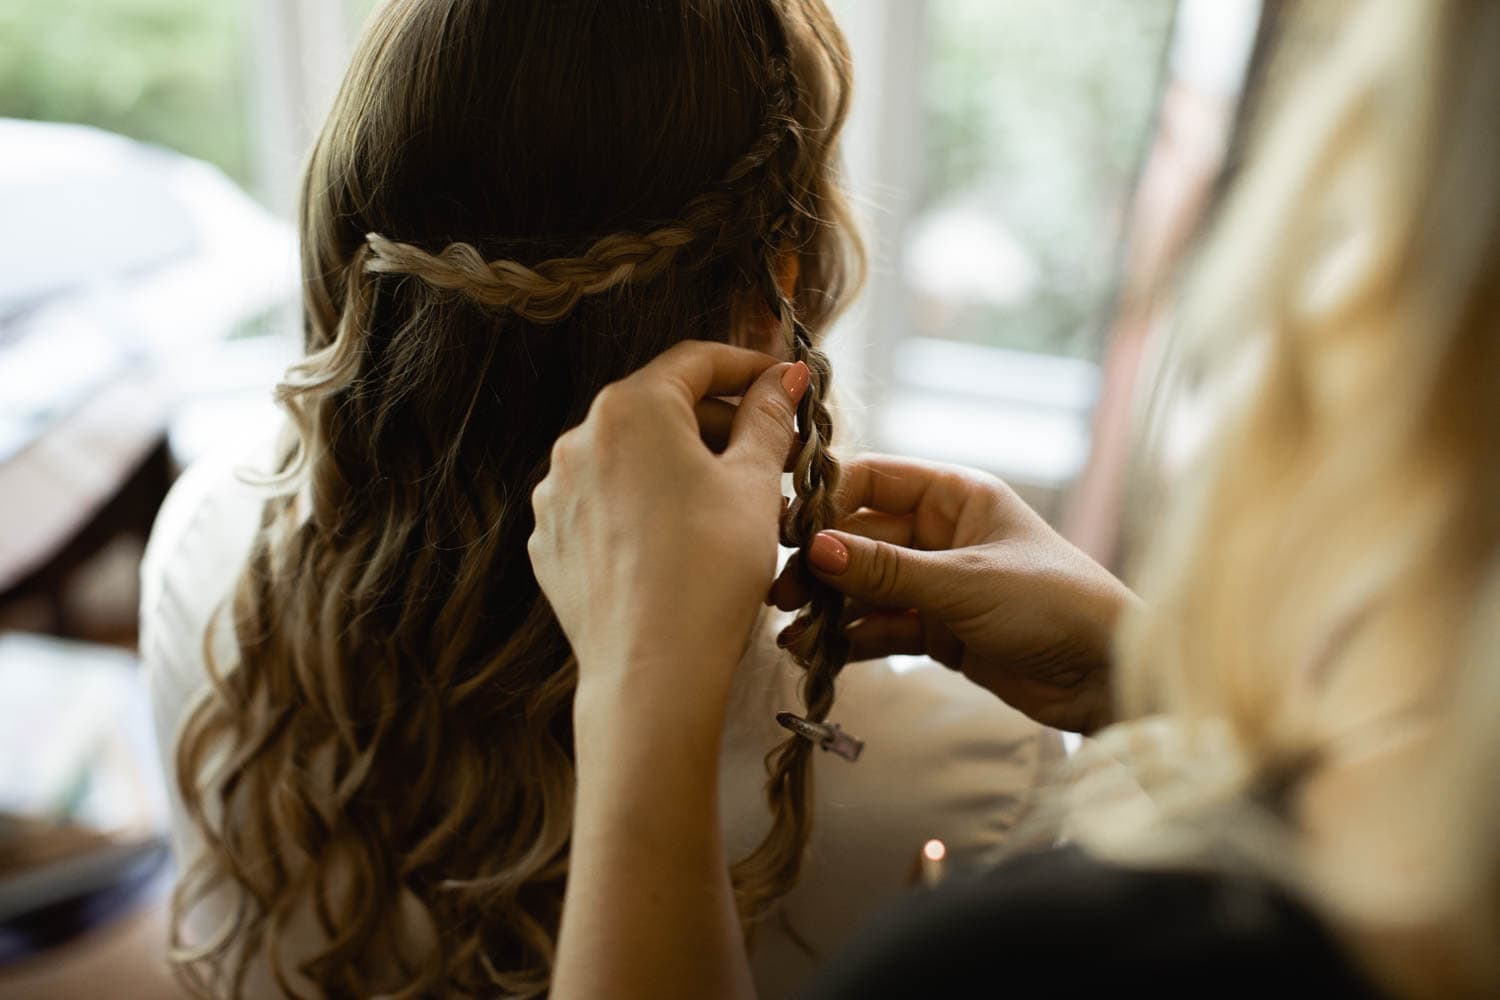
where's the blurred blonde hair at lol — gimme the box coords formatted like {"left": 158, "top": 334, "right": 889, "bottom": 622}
{"left": 1068, "top": 1, "right": 1500, "bottom": 995}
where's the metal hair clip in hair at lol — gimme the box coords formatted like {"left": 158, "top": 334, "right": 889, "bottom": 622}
{"left": 776, "top": 712, "right": 865, "bottom": 763}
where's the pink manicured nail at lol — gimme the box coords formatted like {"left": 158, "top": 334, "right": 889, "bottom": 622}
{"left": 807, "top": 532, "right": 848, "bottom": 575}
{"left": 781, "top": 361, "right": 810, "bottom": 403}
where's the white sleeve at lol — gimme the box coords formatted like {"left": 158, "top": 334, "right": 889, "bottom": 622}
{"left": 137, "top": 451, "right": 264, "bottom": 862}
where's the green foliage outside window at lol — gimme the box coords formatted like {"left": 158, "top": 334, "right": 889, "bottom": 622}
{"left": 0, "top": 0, "right": 249, "bottom": 184}
{"left": 923, "top": 0, "right": 1177, "bottom": 357}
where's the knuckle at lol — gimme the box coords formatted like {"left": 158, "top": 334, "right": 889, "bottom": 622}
{"left": 593, "top": 382, "right": 656, "bottom": 437}
{"left": 765, "top": 384, "right": 797, "bottom": 423}
{"left": 951, "top": 546, "right": 993, "bottom": 580}
{"left": 547, "top": 434, "right": 572, "bottom": 473}
{"left": 943, "top": 465, "right": 1009, "bottom": 509}
{"left": 754, "top": 394, "right": 795, "bottom": 441}
{"left": 866, "top": 540, "right": 904, "bottom": 602}
{"left": 662, "top": 340, "right": 706, "bottom": 366}
{"left": 976, "top": 468, "right": 1013, "bottom": 498}
{"left": 591, "top": 383, "right": 627, "bottom": 420}
{"left": 525, "top": 529, "right": 551, "bottom": 573}
{"left": 636, "top": 380, "right": 676, "bottom": 415}
{"left": 952, "top": 462, "right": 1007, "bottom": 496}
{"left": 530, "top": 490, "right": 554, "bottom": 528}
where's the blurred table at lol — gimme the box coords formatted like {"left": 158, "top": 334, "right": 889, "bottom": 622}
{"left": 0, "top": 118, "right": 298, "bottom": 629}
{"left": 0, "top": 897, "right": 176, "bottom": 1000}
{"left": 0, "top": 377, "right": 170, "bottom": 625}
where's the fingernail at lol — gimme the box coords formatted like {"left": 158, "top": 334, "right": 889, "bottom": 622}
{"left": 776, "top": 621, "right": 807, "bottom": 647}
{"left": 807, "top": 532, "right": 848, "bottom": 575}
{"left": 781, "top": 361, "right": 810, "bottom": 403}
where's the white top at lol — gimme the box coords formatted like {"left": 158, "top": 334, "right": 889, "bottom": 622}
{"left": 140, "top": 443, "right": 1062, "bottom": 998}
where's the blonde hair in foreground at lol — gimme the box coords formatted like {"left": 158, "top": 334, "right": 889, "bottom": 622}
{"left": 167, "top": 0, "right": 863, "bottom": 996}
{"left": 1068, "top": 1, "right": 1500, "bottom": 996}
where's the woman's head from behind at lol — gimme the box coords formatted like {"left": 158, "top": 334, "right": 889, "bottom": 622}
{"left": 292, "top": 0, "right": 859, "bottom": 620}
{"left": 172, "top": 2, "right": 859, "bottom": 996}
{"left": 299, "top": 0, "right": 859, "bottom": 502}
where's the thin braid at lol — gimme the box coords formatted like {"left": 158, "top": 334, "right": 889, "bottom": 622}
{"left": 363, "top": 60, "right": 796, "bottom": 323}
{"left": 364, "top": 196, "right": 726, "bottom": 324}
{"left": 729, "top": 265, "right": 849, "bottom": 931}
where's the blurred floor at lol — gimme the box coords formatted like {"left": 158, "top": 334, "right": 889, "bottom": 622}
{"left": 0, "top": 898, "right": 176, "bottom": 1000}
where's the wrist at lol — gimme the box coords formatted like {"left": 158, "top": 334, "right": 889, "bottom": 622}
{"left": 571, "top": 666, "right": 728, "bottom": 838}
{"left": 573, "top": 652, "right": 738, "bottom": 757}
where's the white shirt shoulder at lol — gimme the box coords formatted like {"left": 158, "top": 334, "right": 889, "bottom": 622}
{"left": 139, "top": 443, "right": 279, "bottom": 856}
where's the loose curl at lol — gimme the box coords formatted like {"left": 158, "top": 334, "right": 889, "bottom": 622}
{"left": 169, "top": 1, "right": 863, "bottom": 997}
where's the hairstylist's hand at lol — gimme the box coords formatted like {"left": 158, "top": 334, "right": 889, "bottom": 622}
{"left": 769, "top": 455, "right": 1139, "bottom": 734}
{"left": 533, "top": 340, "right": 798, "bottom": 1000}
{"left": 530, "top": 340, "right": 808, "bottom": 713}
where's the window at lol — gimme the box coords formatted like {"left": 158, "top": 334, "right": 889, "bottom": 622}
{"left": 916, "top": 0, "right": 1177, "bottom": 359}
{"left": 0, "top": 0, "right": 374, "bottom": 214}
{"left": 1, "top": 0, "right": 1257, "bottom": 505}
{"left": 837, "top": 0, "right": 1256, "bottom": 520}
{"left": 0, "top": 0, "right": 251, "bottom": 185}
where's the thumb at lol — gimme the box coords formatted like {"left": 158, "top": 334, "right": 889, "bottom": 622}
{"left": 804, "top": 530, "right": 944, "bottom": 610}
{"left": 726, "top": 360, "right": 808, "bottom": 471}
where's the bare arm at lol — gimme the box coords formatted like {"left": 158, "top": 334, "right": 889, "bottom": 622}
{"left": 530, "top": 342, "right": 807, "bottom": 998}
{"left": 555, "top": 673, "right": 752, "bottom": 1000}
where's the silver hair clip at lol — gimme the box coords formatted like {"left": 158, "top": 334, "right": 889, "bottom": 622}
{"left": 775, "top": 712, "right": 865, "bottom": 763}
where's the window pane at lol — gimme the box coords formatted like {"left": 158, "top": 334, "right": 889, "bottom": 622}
{"left": 912, "top": 0, "right": 1177, "bottom": 358}
{"left": 0, "top": 0, "right": 250, "bottom": 185}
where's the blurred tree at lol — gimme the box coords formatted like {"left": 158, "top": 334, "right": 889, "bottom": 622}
{"left": 0, "top": 0, "right": 249, "bottom": 184}
{"left": 920, "top": 0, "right": 1177, "bottom": 357}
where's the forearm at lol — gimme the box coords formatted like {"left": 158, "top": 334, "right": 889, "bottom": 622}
{"left": 552, "top": 669, "right": 755, "bottom": 1000}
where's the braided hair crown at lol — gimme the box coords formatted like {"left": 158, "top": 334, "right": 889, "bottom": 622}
{"left": 361, "top": 58, "right": 799, "bottom": 322}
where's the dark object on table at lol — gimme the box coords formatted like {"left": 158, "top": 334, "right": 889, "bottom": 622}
{"left": 0, "top": 815, "right": 169, "bottom": 967}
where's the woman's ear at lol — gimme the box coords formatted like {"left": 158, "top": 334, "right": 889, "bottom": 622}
{"left": 731, "top": 252, "right": 800, "bottom": 358}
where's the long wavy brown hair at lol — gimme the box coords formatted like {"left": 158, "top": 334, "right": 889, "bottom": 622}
{"left": 169, "top": 1, "right": 863, "bottom": 996}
